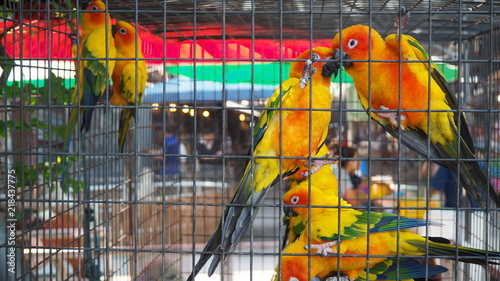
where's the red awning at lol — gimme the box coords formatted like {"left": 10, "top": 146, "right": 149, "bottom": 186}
{"left": 2, "top": 19, "right": 73, "bottom": 59}
{"left": 2, "top": 19, "right": 332, "bottom": 63}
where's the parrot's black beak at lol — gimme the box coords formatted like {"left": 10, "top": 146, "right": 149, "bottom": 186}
{"left": 322, "top": 56, "right": 336, "bottom": 79}
{"left": 111, "top": 24, "right": 117, "bottom": 35}
{"left": 326, "top": 48, "right": 353, "bottom": 78}
{"left": 284, "top": 206, "right": 298, "bottom": 217}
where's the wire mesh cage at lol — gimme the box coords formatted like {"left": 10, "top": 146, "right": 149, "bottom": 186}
{"left": 1, "top": 0, "right": 500, "bottom": 280}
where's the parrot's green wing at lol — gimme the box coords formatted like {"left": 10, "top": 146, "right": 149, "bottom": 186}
{"left": 120, "top": 62, "right": 146, "bottom": 105}
{"left": 406, "top": 36, "right": 475, "bottom": 153}
{"left": 370, "top": 212, "right": 434, "bottom": 233}
{"left": 317, "top": 211, "right": 383, "bottom": 241}
{"left": 318, "top": 212, "right": 430, "bottom": 241}
{"left": 253, "top": 80, "right": 296, "bottom": 147}
{"left": 80, "top": 28, "right": 115, "bottom": 131}
{"left": 116, "top": 62, "right": 147, "bottom": 153}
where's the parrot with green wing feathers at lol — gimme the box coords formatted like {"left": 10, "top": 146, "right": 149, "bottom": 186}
{"left": 111, "top": 20, "right": 147, "bottom": 153}
{"left": 188, "top": 47, "right": 338, "bottom": 280}
{"left": 330, "top": 23, "right": 500, "bottom": 209}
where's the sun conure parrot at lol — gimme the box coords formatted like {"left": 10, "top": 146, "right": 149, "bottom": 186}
{"left": 282, "top": 145, "right": 339, "bottom": 250}
{"left": 279, "top": 183, "right": 500, "bottom": 281}
{"left": 111, "top": 20, "right": 147, "bottom": 153}
{"left": 274, "top": 256, "right": 447, "bottom": 281}
{"left": 187, "top": 47, "right": 338, "bottom": 280}
{"left": 330, "top": 24, "right": 500, "bottom": 209}
{"left": 64, "top": 0, "right": 116, "bottom": 140}
{"left": 62, "top": 0, "right": 116, "bottom": 188}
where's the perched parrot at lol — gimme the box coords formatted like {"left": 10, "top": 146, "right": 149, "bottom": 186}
{"left": 111, "top": 20, "right": 147, "bottom": 153}
{"left": 62, "top": 0, "right": 116, "bottom": 188}
{"left": 279, "top": 184, "right": 500, "bottom": 281}
{"left": 274, "top": 256, "right": 447, "bottom": 281}
{"left": 330, "top": 24, "right": 500, "bottom": 209}
{"left": 63, "top": 0, "right": 116, "bottom": 146}
{"left": 187, "top": 47, "right": 338, "bottom": 280}
{"left": 282, "top": 146, "right": 339, "bottom": 249}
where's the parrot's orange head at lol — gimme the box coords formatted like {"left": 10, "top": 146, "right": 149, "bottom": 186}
{"left": 330, "top": 25, "right": 384, "bottom": 76}
{"left": 83, "top": 0, "right": 111, "bottom": 30}
{"left": 114, "top": 21, "right": 139, "bottom": 49}
{"left": 289, "top": 47, "right": 336, "bottom": 87}
{"left": 283, "top": 185, "right": 326, "bottom": 218}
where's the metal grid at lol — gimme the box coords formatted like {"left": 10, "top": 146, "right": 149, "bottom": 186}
{"left": 0, "top": 0, "right": 499, "bottom": 280}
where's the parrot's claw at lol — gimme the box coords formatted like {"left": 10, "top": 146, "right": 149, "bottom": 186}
{"left": 300, "top": 54, "right": 320, "bottom": 89}
{"left": 304, "top": 241, "right": 338, "bottom": 256}
{"left": 300, "top": 59, "right": 314, "bottom": 89}
{"left": 302, "top": 152, "right": 334, "bottom": 177}
{"left": 394, "top": 7, "right": 411, "bottom": 40}
{"left": 377, "top": 105, "right": 407, "bottom": 131}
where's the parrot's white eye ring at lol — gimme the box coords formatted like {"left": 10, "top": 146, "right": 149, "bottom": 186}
{"left": 311, "top": 53, "right": 320, "bottom": 61}
{"left": 291, "top": 196, "right": 299, "bottom": 205}
{"left": 91, "top": 5, "right": 98, "bottom": 10}
{"left": 119, "top": 28, "right": 127, "bottom": 35}
{"left": 348, "top": 39, "right": 358, "bottom": 49}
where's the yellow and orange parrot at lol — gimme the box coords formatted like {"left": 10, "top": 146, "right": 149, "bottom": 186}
{"left": 187, "top": 47, "right": 337, "bottom": 280}
{"left": 330, "top": 24, "right": 500, "bottom": 209}
{"left": 64, "top": 0, "right": 116, "bottom": 146}
{"left": 111, "top": 21, "right": 147, "bottom": 153}
{"left": 282, "top": 146, "right": 339, "bottom": 249}
{"left": 279, "top": 184, "right": 500, "bottom": 281}
{"left": 62, "top": 0, "right": 116, "bottom": 188}
{"left": 276, "top": 254, "right": 446, "bottom": 281}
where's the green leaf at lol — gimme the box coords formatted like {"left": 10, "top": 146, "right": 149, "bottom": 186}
{"left": 30, "top": 118, "right": 49, "bottom": 131}
{"left": 53, "top": 125, "right": 66, "bottom": 139}
{"left": 13, "top": 161, "right": 38, "bottom": 188}
{"left": 39, "top": 73, "right": 72, "bottom": 104}
{"left": 2, "top": 82, "right": 21, "bottom": 100}
{"left": 7, "top": 120, "right": 31, "bottom": 132}
{"left": 0, "top": 120, "right": 5, "bottom": 138}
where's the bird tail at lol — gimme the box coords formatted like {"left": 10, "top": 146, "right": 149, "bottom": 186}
{"left": 408, "top": 239, "right": 500, "bottom": 265}
{"left": 187, "top": 163, "right": 298, "bottom": 280}
{"left": 187, "top": 168, "right": 269, "bottom": 280}
{"left": 436, "top": 126, "right": 500, "bottom": 208}
{"left": 457, "top": 160, "right": 500, "bottom": 208}
{"left": 118, "top": 108, "right": 134, "bottom": 153}
{"left": 186, "top": 222, "right": 223, "bottom": 281}
{"left": 81, "top": 68, "right": 102, "bottom": 132}
{"left": 356, "top": 257, "right": 448, "bottom": 281}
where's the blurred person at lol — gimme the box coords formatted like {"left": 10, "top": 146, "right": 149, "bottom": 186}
{"left": 432, "top": 166, "right": 461, "bottom": 207}
{"left": 421, "top": 161, "right": 461, "bottom": 207}
{"left": 196, "top": 129, "right": 223, "bottom": 182}
{"left": 156, "top": 125, "right": 181, "bottom": 180}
